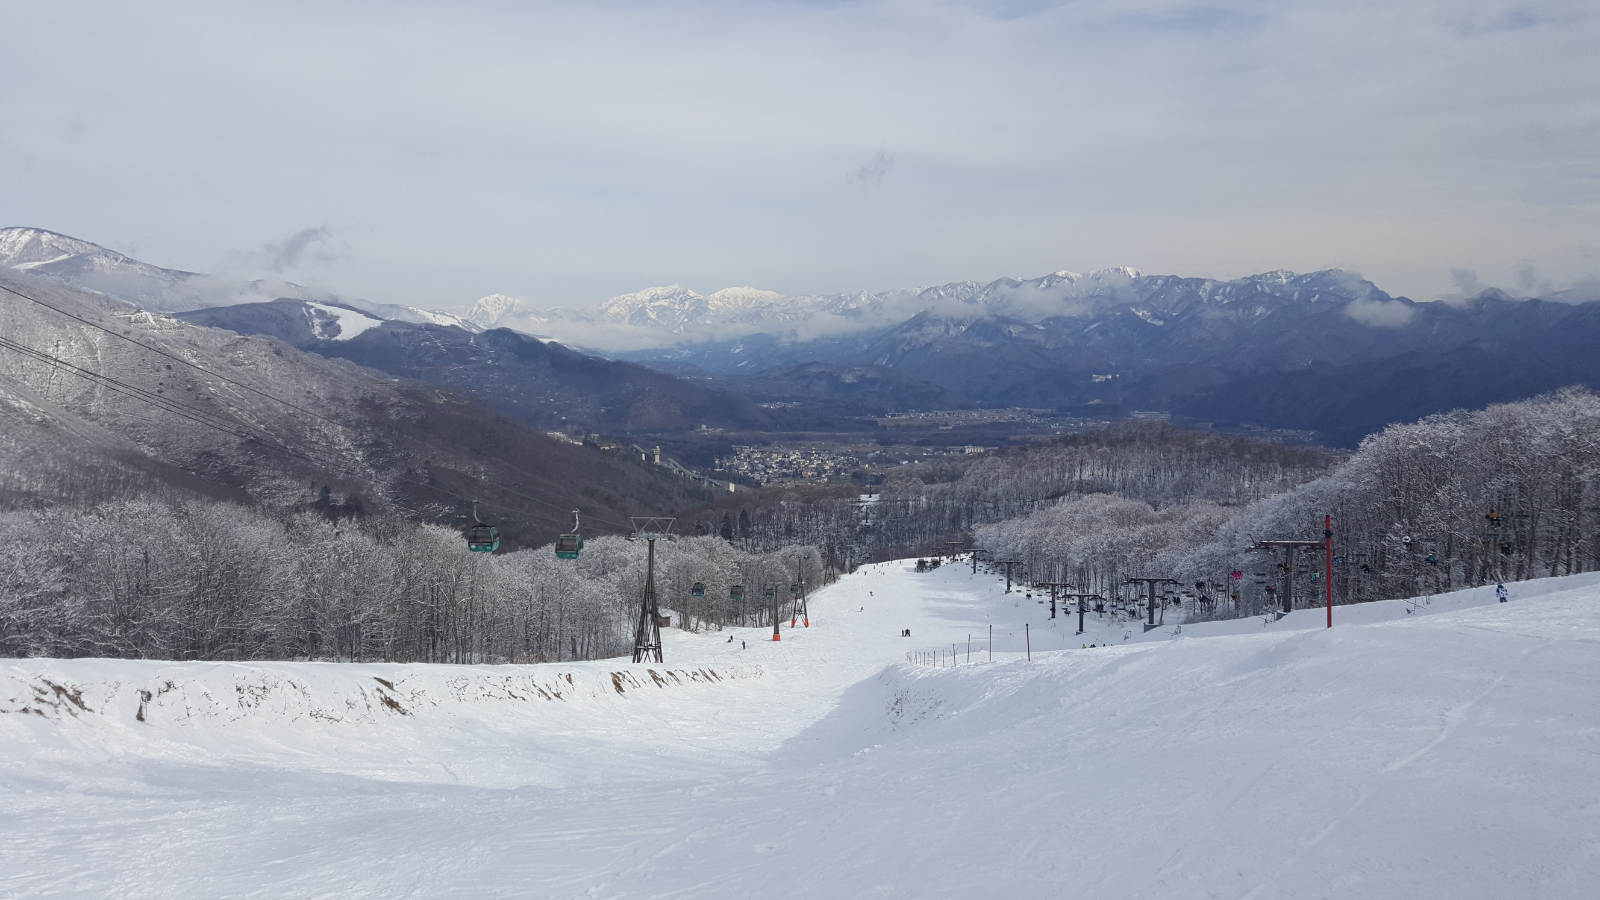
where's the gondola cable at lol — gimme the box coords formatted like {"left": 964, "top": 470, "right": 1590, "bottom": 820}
{"left": 0, "top": 280, "right": 638, "bottom": 532}
{"left": 0, "top": 335, "right": 632, "bottom": 537}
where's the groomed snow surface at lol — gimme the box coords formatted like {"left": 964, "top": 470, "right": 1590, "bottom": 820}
{"left": 305, "top": 302, "right": 382, "bottom": 341}
{"left": 4, "top": 562, "right": 1599, "bottom": 899}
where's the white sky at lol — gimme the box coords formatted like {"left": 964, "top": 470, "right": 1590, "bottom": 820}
{"left": 3, "top": 1, "right": 1596, "bottom": 308}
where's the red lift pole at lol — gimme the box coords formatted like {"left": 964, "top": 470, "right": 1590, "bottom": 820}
{"left": 1325, "top": 515, "right": 1334, "bottom": 628}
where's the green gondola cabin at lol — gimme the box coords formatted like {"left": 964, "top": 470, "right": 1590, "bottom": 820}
{"left": 555, "top": 533, "right": 582, "bottom": 560}
{"left": 466, "top": 524, "right": 500, "bottom": 553}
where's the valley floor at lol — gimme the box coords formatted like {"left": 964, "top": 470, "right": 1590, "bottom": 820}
{"left": 4, "top": 563, "right": 1599, "bottom": 898}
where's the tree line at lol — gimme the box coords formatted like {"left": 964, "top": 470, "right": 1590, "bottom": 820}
{"left": 977, "top": 388, "right": 1600, "bottom": 617}
{"left": 687, "top": 423, "right": 1332, "bottom": 566}
{"left": 0, "top": 498, "right": 819, "bottom": 662}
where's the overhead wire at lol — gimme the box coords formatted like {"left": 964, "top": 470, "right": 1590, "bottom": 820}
{"left": 0, "top": 333, "right": 632, "bottom": 537}
{"left": 0, "top": 279, "right": 641, "bottom": 533}
{"left": 0, "top": 279, "right": 636, "bottom": 529}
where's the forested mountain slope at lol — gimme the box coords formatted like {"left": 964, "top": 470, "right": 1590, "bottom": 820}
{"left": 0, "top": 270, "right": 712, "bottom": 547}
{"left": 176, "top": 298, "right": 781, "bottom": 434}
{"left": 976, "top": 389, "right": 1600, "bottom": 612}
{"left": 622, "top": 274, "right": 1600, "bottom": 446}
{"left": 685, "top": 423, "right": 1334, "bottom": 560}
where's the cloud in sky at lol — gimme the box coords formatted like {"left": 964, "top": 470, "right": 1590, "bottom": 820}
{"left": 1345, "top": 298, "right": 1416, "bottom": 328}
{"left": 0, "top": 1, "right": 1596, "bottom": 309}
{"left": 254, "top": 227, "right": 348, "bottom": 273}
{"left": 849, "top": 151, "right": 894, "bottom": 184}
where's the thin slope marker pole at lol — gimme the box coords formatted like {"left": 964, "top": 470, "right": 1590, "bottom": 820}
{"left": 989, "top": 624, "right": 993, "bottom": 662}
{"left": 1026, "top": 624, "right": 1031, "bottom": 661}
{"left": 1325, "top": 515, "right": 1334, "bottom": 628}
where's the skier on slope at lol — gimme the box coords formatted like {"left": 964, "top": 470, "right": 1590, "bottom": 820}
{"left": 1497, "top": 583, "right": 1509, "bottom": 603}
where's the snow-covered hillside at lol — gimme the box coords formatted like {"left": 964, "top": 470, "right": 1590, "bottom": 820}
{"left": 0, "top": 226, "right": 335, "bottom": 313}
{"left": 0, "top": 227, "right": 479, "bottom": 332}
{"left": 4, "top": 563, "right": 1597, "bottom": 898}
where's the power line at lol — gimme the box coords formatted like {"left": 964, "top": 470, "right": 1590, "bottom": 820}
{"left": 1, "top": 279, "right": 639, "bottom": 533}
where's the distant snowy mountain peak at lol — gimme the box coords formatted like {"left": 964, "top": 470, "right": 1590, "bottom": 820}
{"left": 0, "top": 227, "right": 129, "bottom": 270}
{"left": 465, "top": 265, "right": 1393, "bottom": 353}
{"left": 0, "top": 225, "right": 335, "bottom": 314}
{"left": 466, "top": 293, "right": 529, "bottom": 328}
{"left": 599, "top": 284, "right": 705, "bottom": 319}
{"left": 2, "top": 227, "right": 480, "bottom": 334}
{"left": 1095, "top": 266, "right": 1144, "bottom": 281}
{"left": 706, "top": 287, "right": 786, "bottom": 308}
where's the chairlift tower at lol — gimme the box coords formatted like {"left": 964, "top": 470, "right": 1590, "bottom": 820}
{"left": 1033, "top": 582, "right": 1073, "bottom": 619}
{"left": 1249, "top": 539, "right": 1325, "bottom": 615}
{"left": 793, "top": 555, "right": 811, "bottom": 628}
{"left": 996, "top": 559, "right": 1026, "bottom": 593}
{"left": 628, "top": 517, "right": 676, "bottom": 663}
{"left": 1125, "top": 577, "right": 1181, "bottom": 629}
{"left": 968, "top": 548, "right": 986, "bottom": 575}
{"left": 1059, "top": 593, "right": 1099, "bottom": 635}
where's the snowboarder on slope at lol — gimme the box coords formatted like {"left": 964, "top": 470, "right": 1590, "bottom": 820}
{"left": 1497, "top": 583, "right": 1509, "bottom": 603}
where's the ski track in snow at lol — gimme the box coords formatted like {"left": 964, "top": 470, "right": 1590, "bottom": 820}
{"left": 4, "top": 564, "right": 1600, "bottom": 898}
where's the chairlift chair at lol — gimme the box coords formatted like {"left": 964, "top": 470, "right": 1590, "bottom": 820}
{"left": 465, "top": 501, "right": 500, "bottom": 553}
{"left": 555, "top": 510, "right": 583, "bottom": 560}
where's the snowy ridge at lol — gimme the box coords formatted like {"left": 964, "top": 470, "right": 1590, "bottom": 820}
{"left": 464, "top": 292, "right": 529, "bottom": 328}
{"left": 0, "top": 228, "right": 121, "bottom": 270}
{"left": 464, "top": 265, "right": 1393, "bottom": 352}
{"left": 1, "top": 227, "right": 478, "bottom": 332}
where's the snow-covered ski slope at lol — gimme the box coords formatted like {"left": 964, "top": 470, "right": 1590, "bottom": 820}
{"left": 4, "top": 562, "right": 1598, "bottom": 899}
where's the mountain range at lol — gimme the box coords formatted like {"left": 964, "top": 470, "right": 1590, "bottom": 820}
{"left": 478, "top": 268, "right": 1600, "bottom": 447}
{"left": 463, "top": 268, "right": 1158, "bottom": 352}
{"left": 9, "top": 225, "right": 1600, "bottom": 448}
{"left": 172, "top": 298, "right": 783, "bottom": 434}
{"left": 0, "top": 257, "right": 717, "bottom": 546}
